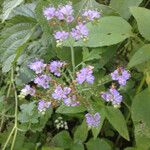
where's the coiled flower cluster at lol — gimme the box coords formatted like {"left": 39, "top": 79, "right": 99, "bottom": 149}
{"left": 43, "top": 3, "right": 101, "bottom": 46}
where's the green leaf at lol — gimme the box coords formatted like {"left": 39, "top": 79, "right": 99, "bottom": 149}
{"left": 130, "top": 7, "right": 150, "bottom": 41}
{"left": 1, "top": 17, "right": 37, "bottom": 73}
{"left": 18, "top": 102, "right": 39, "bottom": 124}
{"left": 74, "top": 0, "right": 116, "bottom": 17}
{"left": 70, "top": 143, "right": 84, "bottom": 150}
{"left": 2, "top": 54, "right": 16, "bottom": 73}
{"left": 52, "top": 131, "right": 73, "bottom": 149}
{"left": 105, "top": 106, "right": 129, "bottom": 140}
{"left": 9, "top": 3, "right": 36, "bottom": 19}
{"left": 74, "top": 120, "right": 88, "bottom": 144}
{"left": 128, "top": 44, "right": 150, "bottom": 68}
{"left": 82, "top": 48, "right": 101, "bottom": 62}
{"left": 2, "top": 0, "right": 23, "bottom": 22}
{"left": 56, "top": 104, "right": 86, "bottom": 114}
{"left": 86, "top": 138, "right": 112, "bottom": 150}
{"left": 69, "top": 16, "right": 132, "bottom": 47}
{"left": 132, "top": 88, "right": 150, "bottom": 149}
{"left": 110, "top": 0, "right": 143, "bottom": 19}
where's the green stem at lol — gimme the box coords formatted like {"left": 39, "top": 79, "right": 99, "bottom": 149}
{"left": 2, "top": 127, "right": 15, "bottom": 150}
{"left": 70, "top": 44, "right": 75, "bottom": 76}
{"left": 2, "top": 68, "right": 18, "bottom": 150}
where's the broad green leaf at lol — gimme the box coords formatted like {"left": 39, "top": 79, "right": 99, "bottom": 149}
{"left": 52, "top": 131, "right": 73, "bottom": 149}
{"left": 70, "top": 144, "right": 84, "bottom": 150}
{"left": 82, "top": 48, "right": 101, "bottom": 62}
{"left": 18, "top": 102, "right": 39, "bottom": 124}
{"left": 9, "top": 3, "right": 36, "bottom": 19}
{"left": 110, "top": 0, "right": 143, "bottom": 19}
{"left": 74, "top": 0, "right": 116, "bottom": 17}
{"left": 130, "top": 7, "right": 150, "bottom": 41}
{"left": 70, "top": 16, "right": 132, "bottom": 47}
{"left": 128, "top": 44, "right": 150, "bottom": 68}
{"left": 0, "top": 17, "right": 37, "bottom": 73}
{"left": 56, "top": 104, "right": 86, "bottom": 114}
{"left": 2, "top": 0, "right": 23, "bottom": 22}
{"left": 2, "top": 54, "right": 16, "bottom": 73}
{"left": 86, "top": 138, "right": 112, "bottom": 150}
{"left": 105, "top": 106, "right": 129, "bottom": 140}
{"left": 132, "top": 88, "right": 150, "bottom": 149}
{"left": 74, "top": 120, "right": 88, "bottom": 144}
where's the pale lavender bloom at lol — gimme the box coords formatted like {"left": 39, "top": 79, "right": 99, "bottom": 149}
{"left": 52, "top": 85, "right": 71, "bottom": 100}
{"left": 38, "top": 100, "right": 51, "bottom": 113}
{"left": 85, "top": 112, "right": 100, "bottom": 127}
{"left": 34, "top": 75, "right": 51, "bottom": 89}
{"left": 76, "top": 66, "right": 94, "bottom": 84}
{"left": 49, "top": 61, "right": 65, "bottom": 77}
{"left": 83, "top": 10, "right": 100, "bottom": 21}
{"left": 101, "top": 88, "right": 123, "bottom": 106}
{"left": 55, "top": 3, "right": 74, "bottom": 23}
{"left": 54, "top": 31, "right": 69, "bottom": 41}
{"left": 29, "top": 59, "right": 46, "bottom": 74}
{"left": 20, "top": 85, "right": 35, "bottom": 96}
{"left": 71, "top": 23, "right": 89, "bottom": 40}
{"left": 43, "top": 6, "right": 56, "bottom": 20}
{"left": 111, "top": 67, "right": 130, "bottom": 86}
{"left": 64, "top": 95, "right": 80, "bottom": 106}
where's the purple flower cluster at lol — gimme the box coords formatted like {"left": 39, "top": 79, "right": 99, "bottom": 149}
{"left": 82, "top": 10, "right": 101, "bottom": 21}
{"left": 38, "top": 100, "right": 51, "bottom": 113}
{"left": 29, "top": 59, "right": 46, "bottom": 74}
{"left": 20, "top": 85, "right": 35, "bottom": 96}
{"left": 52, "top": 85, "right": 79, "bottom": 106}
{"left": 76, "top": 66, "right": 95, "bottom": 84}
{"left": 43, "top": 6, "right": 56, "bottom": 20}
{"left": 55, "top": 3, "right": 74, "bottom": 23}
{"left": 111, "top": 67, "right": 130, "bottom": 86}
{"left": 85, "top": 112, "right": 100, "bottom": 127}
{"left": 71, "top": 23, "right": 89, "bottom": 41}
{"left": 43, "top": 3, "right": 74, "bottom": 23}
{"left": 64, "top": 95, "right": 80, "bottom": 107}
{"left": 34, "top": 75, "right": 51, "bottom": 89}
{"left": 54, "top": 31, "right": 69, "bottom": 43}
{"left": 52, "top": 85, "right": 71, "bottom": 100}
{"left": 49, "top": 60, "right": 65, "bottom": 77}
{"left": 101, "top": 88, "right": 123, "bottom": 107}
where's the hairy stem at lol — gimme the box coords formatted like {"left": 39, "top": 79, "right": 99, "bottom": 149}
{"left": 2, "top": 68, "right": 18, "bottom": 150}
{"left": 70, "top": 44, "right": 75, "bottom": 76}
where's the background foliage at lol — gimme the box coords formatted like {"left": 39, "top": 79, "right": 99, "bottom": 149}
{"left": 0, "top": 0, "right": 150, "bottom": 150}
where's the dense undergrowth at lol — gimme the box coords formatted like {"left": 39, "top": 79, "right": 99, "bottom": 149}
{"left": 0, "top": 0, "right": 150, "bottom": 150}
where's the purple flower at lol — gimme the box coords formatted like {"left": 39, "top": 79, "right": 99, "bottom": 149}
{"left": 52, "top": 85, "right": 71, "bottom": 100}
{"left": 83, "top": 10, "right": 100, "bottom": 21}
{"left": 54, "top": 31, "right": 69, "bottom": 42}
{"left": 85, "top": 112, "right": 100, "bottom": 127}
{"left": 76, "top": 66, "right": 94, "bottom": 84}
{"left": 111, "top": 67, "right": 130, "bottom": 86}
{"left": 29, "top": 59, "right": 46, "bottom": 74}
{"left": 71, "top": 23, "right": 89, "bottom": 41}
{"left": 101, "top": 88, "right": 123, "bottom": 106}
{"left": 34, "top": 74, "right": 51, "bottom": 89}
{"left": 43, "top": 6, "right": 56, "bottom": 20}
{"left": 20, "top": 85, "right": 35, "bottom": 96}
{"left": 64, "top": 95, "right": 80, "bottom": 106}
{"left": 49, "top": 61, "right": 65, "bottom": 77}
{"left": 55, "top": 3, "right": 74, "bottom": 23}
{"left": 38, "top": 100, "right": 51, "bottom": 113}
